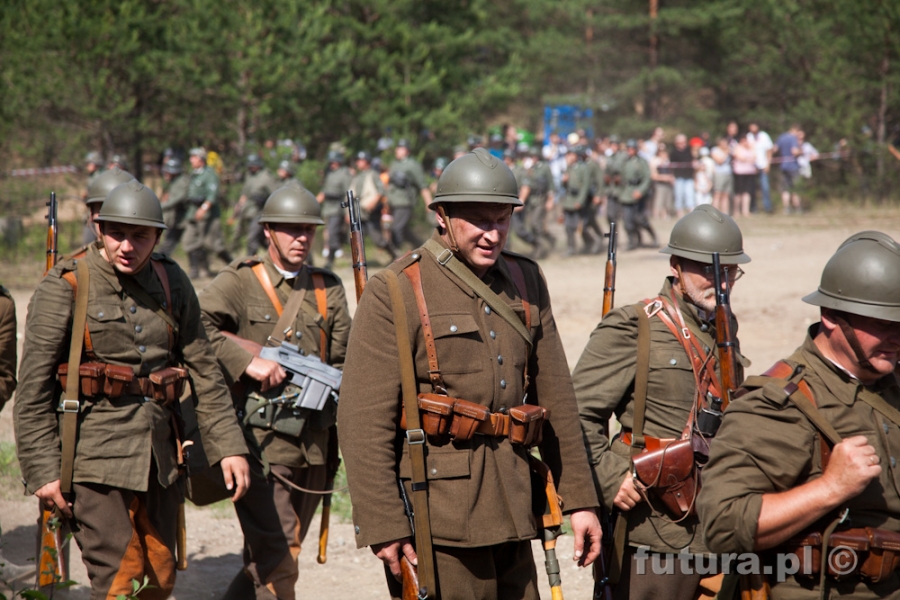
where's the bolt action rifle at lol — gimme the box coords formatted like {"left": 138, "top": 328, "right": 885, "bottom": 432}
{"left": 601, "top": 222, "right": 617, "bottom": 318}
{"left": 342, "top": 190, "right": 368, "bottom": 303}
{"left": 712, "top": 252, "right": 737, "bottom": 408}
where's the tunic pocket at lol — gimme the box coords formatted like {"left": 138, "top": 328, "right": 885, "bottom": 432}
{"left": 400, "top": 448, "right": 471, "bottom": 542}
{"left": 86, "top": 302, "right": 127, "bottom": 356}
{"left": 430, "top": 313, "right": 484, "bottom": 375}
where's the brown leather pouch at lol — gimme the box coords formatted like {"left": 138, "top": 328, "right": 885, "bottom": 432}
{"left": 57, "top": 362, "right": 107, "bottom": 397}
{"left": 827, "top": 529, "right": 869, "bottom": 580}
{"left": 861, "top": 528, "right": 900, "bottom": 582}
{"left": 785, "top": 532, "right": 823, "bottom": 577}
{"left": 632, "top": 438, "right": 697, "bottom": 518}
{"left": 103, "top": 364, "right": 135, "bottom": 397}
{"left": 508, "top": 404, "right": 549, "bottom": 446}
{"left": 449, "top": 398, "right": 490, "bottom": 441}
{"left": 149, "top": 366, "right": 189, "bottom": 406}
{"left": 416, "top": 393, "right": 456, "bottom": 437}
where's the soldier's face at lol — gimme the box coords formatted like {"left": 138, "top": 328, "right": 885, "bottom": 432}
{"left": 823, "top": 311, "right": 900, "bottom": 380}
{"left": 673, "top": 258, "right": 737, "bottom": 313}
{"left": 189, "top": 155, "right": 203, "bottom": 169}
{"left": 437, "top": 203, "right": 512, "bottom": 278}
{"left": 100, "top": 223, "right": 160, "bottom": 274}
{"left": 265, "top": 223, "right": 317, "bottom": 271}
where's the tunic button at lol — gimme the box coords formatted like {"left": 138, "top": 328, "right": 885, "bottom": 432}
{"left": 700, "top": 323, "right": 709, "bottom": 332}
{"left": 135, "top": 325, "right": 142, "bottom": 333}
{"left": 411, "top": 253, "right": 419, "bottom": 260}
{"left": 129, "top": 306, "right": 137, "bottom": 314}
{"left": 98, "top": 311, "right": 105, "bottom": 318}
{"left": 892, "top": 457, "right": 897, "bottom": 469}
{"left": 430, "top": 467, "right": 438, "bottom": 476}
{"left": 497, "top": 355, "right": 503, "bottom": 365}
{"left": 264, "top": 314, "right": 271, "bottom": 321}
{"left": 485, "top": 306, "right": 491, "bottom": 315}
{"left": 450, "top": 325, "right": 458, "bottom": 333}
{"left": 355, "top": 526, "right": 360, "bottom": 534}
{"left": 669, "top": 358, "right": 677, "bottom": 365}
{"left": 490, "top": 331, "right": 496, "bottom": 339}
{"left": 500, "top": 379, "right": 507, "bottom": 389}
{"left": 138, "top": 345, "right": 146, "bottom": 353}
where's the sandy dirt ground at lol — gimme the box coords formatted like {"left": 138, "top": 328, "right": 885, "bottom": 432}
{"left": 0, "top": 206, "right": 898, "bottom": 599}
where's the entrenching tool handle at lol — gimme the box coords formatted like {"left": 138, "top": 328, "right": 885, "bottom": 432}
{"left": 177, "top": 503, "right": 188, "bottom": 570}
{"left": 317, "top": 497, "right": 331, "bottom": 564}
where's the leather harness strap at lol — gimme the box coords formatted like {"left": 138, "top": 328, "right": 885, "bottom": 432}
{"left": 251, "top": 262, "right": 283, "bottom": 318}
{"left": 59, "top": 260, "right": 90, "bottom": 498}
{"left": 63, "top": 271, "right": 95, "bottom": 359}
{"left": 405, "top": 261, "right": 446, "bottom": 395}
{"left": 312, "top": 273, "right": 328, "bottom": 363}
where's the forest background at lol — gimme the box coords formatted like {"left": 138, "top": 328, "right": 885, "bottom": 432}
{"left": 2, "top": 0, "right": 900, "bottom": 212}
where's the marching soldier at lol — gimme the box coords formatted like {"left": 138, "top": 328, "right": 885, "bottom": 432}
{"left": 15, "top": 181, "right": 249, "bottom": 599}
{"left": 199, "top": 184, "right": 351, "bottom": 600}
{"left": 66, "top": 167, "right": 136, "bottom": 259}
{"left": 82, "top": 152, "right": 109, "bottom": 244}
{"left": 350, "top": 150, "right": 396, "bottom": 262}
{"left": 574, "top": 205, "right": 750, "bottom": 599}
{"left": 700, "top": 231, "right": 900, "bottom": 599}
{"left": 620, "top": 139, "right": 658, "bottom": 250}
{"left": 561, "top": 146, "right": 599, "bottom": 256}
{"left": 158, "top": 158, "right": 190, "bottom": 257}
{"left": 520, "top": 145, "right": 556, "bottom": 259}
{"left": 386, "top": 139, "right": 432, "bottom": 251}
{"left": 231, "top": 154, "right": 276, "bottom": 256}
{"left": 316, "top": 150, "right": 352, "bottom": 269}
{"left": 276, "top": 160, "right": 300, "bottom": 187}
{"left": 183, "top": 147, "right": 232, "bottom": 278}
{"left": 604, "top": 136, "right": 626, "bottom": 228}
{"left": 339, "top": 148, "right": 601, "bottom": 599}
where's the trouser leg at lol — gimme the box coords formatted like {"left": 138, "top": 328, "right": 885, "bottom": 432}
{"left": 581, "top": 203, "right": 603, "bottom": 253}
{"left": 71, "top": 477, "right": 179, "bottom": 600}
{"left": 326, "top": 214, "right": 344, "bottom": 257}
{"left": 563, "top": 209, "right": 580, "bottom": 255}
{"left": 391, "top": 206, "right": 423, "bottom": 250}
{"left": 613, "top": 547, "right": 702, "bottom": 600}
{"left": 607, "top": 197, "right": 622, "bottom": 227}
{"left": 157, "top": 227, "right": 184, "bottom": 257}
{"left": 622, "top": 203, "right": 641, "bottom": 249}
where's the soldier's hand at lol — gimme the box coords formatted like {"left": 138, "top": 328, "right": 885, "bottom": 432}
{"left": 195, "top": 205, "right": 209, "bottom": 222}
{"left": 245, "top": 356, "right": 287, "bottom": 391}
{"left": 821, "top": 435, "right": 881, "bottom": 501}
{"left": 569, "top": 508, "right": 602, "bottom": 567}
{"left": 613, "top": 474, "right": 643, "bottom": 511}
{"left": 220, "top": 455, "right": 251, "bottom": 502}
{"left": 631, "top": 190, "right": 642, "bottom": 200}
{"left": 35, "top": 479, "right": 72, "bottom": 518}
{"left": 372, "top": 537, "right": 418, "bottom": 582}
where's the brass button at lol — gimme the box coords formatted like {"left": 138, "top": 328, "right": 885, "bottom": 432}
{"left": 892, "top": 457, "right": 897, "bottom": 469}
{"left": 98, "top": 311, "right": 105, "bottom": 318}
{"left": 669, "top": 358, "right": 677, "bottom": 365}
{"left": 430, "top": 467, "right": 438, "bottom": 476}
{"left": 355, "top": 526, "right": 360, "bottom": 534}
{"left": 138, "top": 345, "right": 146, "bottom": 353}
{"left": 490, "top": 331, "right": 496, "bottom": 339}
{"left": 264, "top": 314, "right": 271, "bottom": 321}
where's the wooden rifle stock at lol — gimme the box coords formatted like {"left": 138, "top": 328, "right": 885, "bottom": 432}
{"left": 45, "top": 191, "right": 58, "bottom": 274}
{"left": 712, "top": 252, "right": 738, "bottom": 408}
{"left": 601, "top": 222, "right": 617, "bottom": 318}
{"left": 343, "top": 190, "right": 368, "bottom": 302}
{"left": 400, "top": 556, "right": 421, "bottom": 600}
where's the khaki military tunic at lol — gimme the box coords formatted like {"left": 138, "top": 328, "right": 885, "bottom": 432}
{"left": 161, "top": 174, "right": 191, "bottom": 230}
{"left": 0, "top": 286, "right": 16, "bottom": 411}
{"left": 386, "top": 157, "right": 426, "bottom": 208}
{"left": 320, "top": 166, "right": 352, "bottom": 219}
{"left": 199, "top": 253, "right": 351, "bottom": 467}
{"left": 183, "top": 166, "right": 227, "bottom": 254}
{"left": 699, "top": 328, "right": 900, "bottom": 599}
{"left": 14, "top": 244, "right": 246, "bottom": 494}
{"left": 573, "top": 278, "right": 745, "bottom": 554}
{"left": 339, "top": 232, "right": 598, "bottom": 551}
{"left": 620, "top": 155, "right": 651, "bottom": 205}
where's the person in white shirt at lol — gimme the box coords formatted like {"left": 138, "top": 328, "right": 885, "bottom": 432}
{"left": 748, "top": 122, "right": 774, "bottom": 213}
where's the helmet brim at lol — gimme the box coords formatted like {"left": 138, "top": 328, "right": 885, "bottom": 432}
{"left": 659, "top": 246, "right": 751, "bottom": 265}
{"left": 428, "top": 194, "right": 523, "bottom": 210}
{"left": 94, "top": 215, "right": 167, "bottom": 230}
{"left": 802, "top": 289, "right": 900, "bottom": 322}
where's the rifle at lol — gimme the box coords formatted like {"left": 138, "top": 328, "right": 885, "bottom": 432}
{"left": 530, "top": 455, "right": 566, "bottom": 600}
{"left": 601, "top": 222, "right": 617, "bottom": 317}
{"left": 38, "top": 191, "right": 69, "bottom": 589}
{"left": 711, "top": 252, "right": 737, "bottom": 409}
{"left": 45, "top": 191, "right": 58, "bottom": 274}
{"left": 342, "top": 190, "right": 368, "bottom": 301}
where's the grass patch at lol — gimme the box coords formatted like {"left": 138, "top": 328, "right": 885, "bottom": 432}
{"left": 0, "top": 442, "right": 22, "bottom": 499}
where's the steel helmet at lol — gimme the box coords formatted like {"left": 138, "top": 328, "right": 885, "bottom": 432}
{"left": 356, "top": 150, "right": 372, "bottom": 163}
{"left": 431, "top": 148, "right": 522, "bottom": 209}
{"left": 802, "top": 231, "right": 900, "bottom": 321}
{"left": 86, "top": 167, "right": 136, "bottom": 205}
{"left": 162, "top": 158, "right": 182, "bottom": 175}
{"left": 278, "top": 159, "right": 296, "bottom": 176}
{"left": 258, "top": 184, "right": 324, "bottom": 226}
{"left": 660, "top": 204, "right": 750, "bottom": 265}
{"left": 327, "top": 150, "right": 345, "bottom": 164}
{"left": 94, "top": 180, "right": 166, "bottom": 229}
{"left": 85, "top": 151, "right": 103, "bottom": 165}
{"left": 434, "top": 157, "right": 449, "bottom": 171}
{"left": 246, "top": 153, "right": 264, "bottom": 169}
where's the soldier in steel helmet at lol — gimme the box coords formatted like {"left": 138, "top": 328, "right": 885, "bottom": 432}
{"left": 231, "top": 154, "right": 277, "bottom": 256}
{"left": 350, "top": 150, "right": 396, "bottom": 262}
{"left": 183, "top": 147, "right": 233, "bottom": 278}
{"left": 574, "top": 204, "right": 751, "bottom": 599}
{"left": 69, "top": 167, "right": 136, "bottom": 258}
{"left": 620, "top": 139, "right": 658, "bottom": 250}
{"left": 199, "top": 184, "right": 351, "bottom": 600}
{"left": 700, "top": 231, "right": 900, "bottom": 599}
{"left": 316, "top": 150, "right": 352, "bottom": 269}
{"left": 14, "top": 180, "right": 249, "bottom": 599}
{"left": 276, "top": 159, "right": 300, "bottom": 187}
{"left": 339, "top": 148, "right": 601, "bottom": 599}
{"left": 158, "top": 157, "right": 191, "bottom": 257}
{"left": 386, "top": 139, "right": 432, "bottom": 252}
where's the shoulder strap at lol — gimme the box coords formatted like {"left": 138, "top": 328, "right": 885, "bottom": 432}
{"left": 402, "top": 261, "right": 445, "bottom": 395}
{"left": 149, "top": 260, "right": 175, "bottom": 355}
{"left": 60, "top": 259, "right": 90, "bottom": 497}
{"left": 630, "top": 303, "right": 652, "bottom": 454}
{"left": 383, "top": 269, "right": 437, "bottom": 598}
{"left": 312, "top": 272, "right": 328, "bottom": 362}
{"left": 62, "top": 271, "right": 95, "bottom": 359}
{"left": 251, "top": 262, "right": 283, "bottom": 316}
{"left": 502, "top": 255, "right": 532, "bottom": 393}
{"left": 266, "top": 269, "right": 306, "bottom": 347}
{"left": 859, "top": 391, "right": 900, "bottom": 430}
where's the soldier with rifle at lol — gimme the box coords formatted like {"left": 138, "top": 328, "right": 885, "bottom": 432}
{"left": 15, "top": 181, "right": 250, "bottom": 599}
{"left": 700, "top": 231, "right": 900, "bottom": 600}
{"left": 158, "top": 157, "right": 191, "bottom": 257}
{"left": 317, "top": 150, "right": 352, "bottom": 269}
{"left": 231, "top": 153, "right": 276, "bottom": 256}
{"left": 573, "top": 205, "right": 750, "bottom": 600}
{"left": 350, "top": 151, "right": 396, "bottom": 263}
{"left": 339, "top": 148, "right": 601, "bottom": 599}
{"left": 183, "top": 147, "right": 232, "bottom": 278}
{"left": 199, "top": 183, "right": 351, "bottom": 600}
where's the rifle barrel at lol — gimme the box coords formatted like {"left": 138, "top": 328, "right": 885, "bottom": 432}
{"left": 601, "top": 222, "right": 617, "bottom": 318}
{"left": 712, "top": 252, "right": 737, "bottom": 406}
{"left": 45, "top": 191, "right": 58, "bottom": 273}
{"left": 344, "top": 191, "right": 368, "bottom": 301}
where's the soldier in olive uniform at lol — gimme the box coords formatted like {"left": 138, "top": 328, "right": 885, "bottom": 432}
{"left": 505, "top": 149, "right": 540, "bottom": 256}
{"left": 158, "top": 158, "right": 190, "bottom": 257}
{"left": 81, "top": 152, "right": 105, "bottom": 245}
{"left": 15, "top": 181, "right": 250, "bottom": 599}
{"left": 232, "top": 154, "right": 276, "bottom": 256}
{"left": 276, "top": 160, "right": 300, "bottom": 187}
{"left": 386, "top": 139, "right": 432, "bottom": 251}
{"left": 339, "top": 148, "right": 602, "bottom": 599}
{"left": 66, "top": 167, "right": 136, "bottom": 260}
{"left": 520, "top": 145, "right": 556, "bottom": 258}
{"left": 700, "top": 231, "right": 900, "bottom": 600}
{"left": 582, "top": 147, "right": 606, "bottom": 254}
{"left": 350, "top": 151, "right": 396, "bottom": 261}
{"left": 574, "top": 205, "right": 750, "bottom": 600}
{"left": 183, "top": 147, "right": 232, "bottom": 278}
{"left": 604, "top": 137, "right": 626, "bottom": 228}
{"left": 561, "top": 147, "right": 599, "bottom": 256}
{"left": 199, "top": 184, "right": 351, "bottom": 599}
{"left": 316, "top": 151, "right": 352, "bottom": 269}
{"left": 620, "top": 140, "right": 658, "bottom": 250}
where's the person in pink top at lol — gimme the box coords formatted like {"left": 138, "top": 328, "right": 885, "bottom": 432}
{"left": 731, "top": 133, "right": 757, "bottom": 217}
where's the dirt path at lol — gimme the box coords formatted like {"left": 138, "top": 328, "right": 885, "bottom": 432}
{"left": 1, "top": 206, "right": 898, "bottom": 598}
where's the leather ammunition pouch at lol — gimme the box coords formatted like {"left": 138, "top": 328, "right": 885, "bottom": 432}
{"left": 449, "top": 397, "right": 491, "bottom": 441}
{"left": 57, "top": 362, "right": 187, "bottom": 406}
{"left": 509, "top": 404, "right": 548, "bottom": 446}
{"left": 783, "top": 527, "right": 900, "bottom": 583}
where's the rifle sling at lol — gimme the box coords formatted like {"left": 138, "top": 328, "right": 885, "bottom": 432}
{"left": 60, "top": 259, "right": 90, "bottom": 497}
{"left": 384, "top": 269, "right": 437, "bottom": 598}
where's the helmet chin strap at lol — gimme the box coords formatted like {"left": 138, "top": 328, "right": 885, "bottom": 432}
{"left": 674, "top": 262, "right": 688, "bottom": 298}
{"left": 436, "top": 205, "right": 460, "bottom": 253}
{"left": 831, "top": 312, "right": 875, "bottom": 372}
